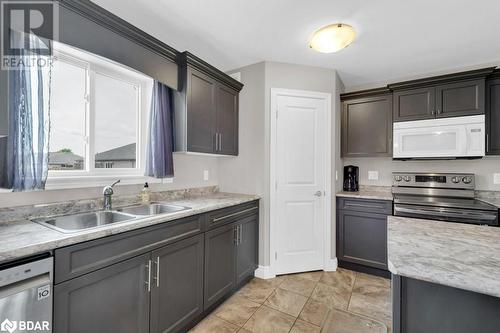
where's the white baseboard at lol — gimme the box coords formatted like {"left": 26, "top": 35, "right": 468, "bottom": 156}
{"left": 323, "top": 257, "right": 338, "bottom": 272}
{"left": 254, "top": 265, "right": 276, "bottom": 279}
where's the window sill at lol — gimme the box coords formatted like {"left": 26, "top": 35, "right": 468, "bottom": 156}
{"left": 44, "top": 175, "right": 173, "bottom": 190}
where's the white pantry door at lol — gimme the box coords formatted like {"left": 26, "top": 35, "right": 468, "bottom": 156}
{"left": 274, "top": 90, "right": 328, "bottom": 275}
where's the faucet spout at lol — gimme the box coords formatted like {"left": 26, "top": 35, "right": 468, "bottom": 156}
{"left": 103, "top": 179, "right": 121, "bottom": 211}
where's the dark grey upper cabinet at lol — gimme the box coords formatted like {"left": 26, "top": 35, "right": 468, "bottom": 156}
{"left": 186, "top": 68, "right": 217, "bottom": 154}
{"left": 204, "top": 222, "right": 236, "bottom": 309}
{"left": 216, "top": 85, "right": 239, "bottom": 155}
{"left": 236, "top": 214, "right": 259, "bottom": 285}
{"left": 436, "top": 80, "right": 485, "bottom": 118}
{"left": 393, "top": 87, "right": 436, "bottom": 121}
{"left": 0, "top": 71, "right": 7, "bottom": 138}
{"left": 150, "top": 234, "right": 204, "bottom": 333}
{"left": 486, "top": 76, "right": 500, "bottom": 155}
{"left": 54, "top": 253, "right": 151, "bottom": 333}
{"left": 174, "top": 52, "right": 243, "bottom": 156}
{"left": 390, "top": 68, "right": 494, "bottom": 122}
{"left": 341, "top": 92, "right": 393, "bottom": 157}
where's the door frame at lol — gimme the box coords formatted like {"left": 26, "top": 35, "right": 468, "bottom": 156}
{"left": 269, "top": 88, "right": 334, "bottom": 277}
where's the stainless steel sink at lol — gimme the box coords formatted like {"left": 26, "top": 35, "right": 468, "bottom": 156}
{"left": 117, "top": 203, "right": 191, "bottom": 216}
{"left": 33, "top": 211, "right": 136, "bottom": 233}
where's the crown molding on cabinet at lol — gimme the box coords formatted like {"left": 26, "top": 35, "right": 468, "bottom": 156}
{"left": 340, "top": 87, "right": 392, "bottom": 101}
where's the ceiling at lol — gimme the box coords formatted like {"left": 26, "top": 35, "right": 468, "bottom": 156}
{"left": 91, "top": 0, "right": 500, "bottom": 89}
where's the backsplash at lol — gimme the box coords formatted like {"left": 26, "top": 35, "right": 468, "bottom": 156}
{"left": 0, "top": 186, "right": 218, "bottom": 223}
{"left": 343, "top": 157, "right": 500, "bottom": 191}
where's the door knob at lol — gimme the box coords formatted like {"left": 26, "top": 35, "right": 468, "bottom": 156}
{"left": 314, "top": 191, "right": 323, "bottom": 197}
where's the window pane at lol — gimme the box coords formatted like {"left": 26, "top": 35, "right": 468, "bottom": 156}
{"left": 49, "top": 59, "right": 87, "bottom": 170}
{"left": 94, "top": 73, "right": 138, "bottom": 169}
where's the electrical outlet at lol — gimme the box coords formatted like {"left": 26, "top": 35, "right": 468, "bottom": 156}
{"left": 494, "top": 173, "right": 500, "bottom": 185}
{"left": 368, "top": 171, "right": 379, "bottom": 181}
{"left": 203, "top": 170, "right": 209, "bottom": 181}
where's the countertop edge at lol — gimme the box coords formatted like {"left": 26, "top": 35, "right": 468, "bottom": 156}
{"left": 0, "top": 194, "right": 260, "bottom": 264}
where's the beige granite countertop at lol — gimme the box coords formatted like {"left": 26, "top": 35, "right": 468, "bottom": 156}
{"left": 388, "top": 215, "right": 500, "bottom": 298}
{"left": 0, "top": 192, "right": 259, "bottom": 264}
{"left": 336, "top": 186, "right": 393, "bottom": 201}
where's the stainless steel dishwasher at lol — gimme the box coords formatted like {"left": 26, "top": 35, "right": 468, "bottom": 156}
{"left": 0, "top": 255, "right": 53, "bottom": 332}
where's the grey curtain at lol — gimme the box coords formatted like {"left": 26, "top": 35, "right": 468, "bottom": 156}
{"left": 0, "top": 32, "right": 52, "bottom": 191}
{"left": 145, "top": 81, "right": 174, "bottom": 178}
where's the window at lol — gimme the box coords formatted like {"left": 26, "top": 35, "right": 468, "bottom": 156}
{"left": 47, "top": 43, "right": 153, "bottom": 188}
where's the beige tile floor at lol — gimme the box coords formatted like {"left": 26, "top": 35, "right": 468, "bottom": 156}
{"left": 190, "top": 268, "right": 391, "bottom": 333}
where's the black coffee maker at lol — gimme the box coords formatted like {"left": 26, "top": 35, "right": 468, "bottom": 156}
{"left": 343, "top": 165, "right": 359, "bottom": 192}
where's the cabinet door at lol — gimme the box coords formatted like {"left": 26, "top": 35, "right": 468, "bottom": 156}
{"left": 236, "top": 213, "right": 258, "bottom": 285}
{"left": 54, "top": 253, "right": 151, "bottom": 333}
{"left": 393, "top": 87, "right": 435, "bottom": 121}
{"left": 204, "top": 222, "right": 236, "bottom": 309}
{"left": 187, "top": 68, "right": 217, "bottom": 153}
{"left": 0, "top": 70, "right": 7, "bottom": 137}
{"left": 150, "top": 234, "right": 204, "bottom": 333}
{"left": 216, "top": 84, "right": 238, "bottom": 155}
{"left": 436, "top": 79, "right": 485, "bottom": 118}
{"left": 487, "top": 78, "right": 500, "bottom": 155}
{"left": 337, "top": 210, "right": 387, "bottom": 270}
{"left": 342, "top": 94, "right": 392, "bottom": 157}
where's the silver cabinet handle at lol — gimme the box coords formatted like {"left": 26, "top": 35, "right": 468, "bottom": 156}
{"left": 314, "top": 191, "right": 323, "bottom": 197}
{"left": 219, "top": 133, "right": 223, "bottom": 151}
{"left": 153, "top": 256, "right": 160, "bottom": 288}
{"left": 145, "top": 260, "right": 152, "bottom": 292}
{"left": 239, "top": 224, "right": 243, "bottom": 244}
{"left": 212, "top": 206, "right": 258, "bottom": 223}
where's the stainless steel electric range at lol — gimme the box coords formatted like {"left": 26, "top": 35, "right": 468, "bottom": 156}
{"left": 392, "top": 172, "right": 498, "bottom": 226}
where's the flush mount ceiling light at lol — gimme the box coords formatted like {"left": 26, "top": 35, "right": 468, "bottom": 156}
{"left": 309, "top": 23, "right": 356, "bottom": 53}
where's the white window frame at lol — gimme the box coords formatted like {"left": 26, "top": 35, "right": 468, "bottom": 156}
{"left": 45, "top": 43, "right": 168, "bottom": 190}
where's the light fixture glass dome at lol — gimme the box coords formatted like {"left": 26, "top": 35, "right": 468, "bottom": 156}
{"left": 309, "top": 23, "right": 356, "bottom": 53}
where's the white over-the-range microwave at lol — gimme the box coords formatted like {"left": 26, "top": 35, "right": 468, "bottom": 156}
{"left": 393, "top": 115, "right": 485, "bottom": 159}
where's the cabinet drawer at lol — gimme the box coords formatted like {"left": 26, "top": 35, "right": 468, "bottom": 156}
{"left": 55, "top": 214, "right": 204, "bottom": 284}
{"left": 205, "top": 201, "right": 259, "bottom": 230}
{"left": 338, "top": 197, "right": 392, "bottom": 215}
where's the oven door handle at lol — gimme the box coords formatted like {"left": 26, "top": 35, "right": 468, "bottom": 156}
{"left": 394, "top": 206, "right": 497, "bottom": 220}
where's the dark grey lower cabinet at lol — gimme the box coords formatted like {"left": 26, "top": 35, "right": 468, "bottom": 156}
{"left": 204, "top": 223, "right": 236, "bottom": 309}
{"left": 150, "top": 234, "right": 204, "bottom": 333}
{"left": 236, "top": 214, "right": 258, "bottom": 285}
{"left": 336, "top": 197, "right": 392, "bottom": 273}
{"left": 54, "top": 253, "right": 151, "bottom": 333}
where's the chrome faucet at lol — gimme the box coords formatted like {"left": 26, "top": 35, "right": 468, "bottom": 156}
{"left": 103, "top": 179, "right": 121, "bottom": 211}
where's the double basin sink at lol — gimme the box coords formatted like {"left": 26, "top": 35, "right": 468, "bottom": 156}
{"left": 33, "top": 203, "right": 191, "bottom": 233}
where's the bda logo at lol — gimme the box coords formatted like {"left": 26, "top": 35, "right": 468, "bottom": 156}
{"left": 0, "top": 319, "right": 17, "bottom": 333}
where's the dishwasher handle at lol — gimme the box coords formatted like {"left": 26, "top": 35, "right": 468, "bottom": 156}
{"left": 0, "top": 273, "right": 51, "bottom": 299}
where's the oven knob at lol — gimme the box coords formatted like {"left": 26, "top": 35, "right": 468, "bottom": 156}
{"left": 462, "top": 176, "right": 473, "bottom": 184}
{"left": 403, "top": 176, "right": 411, "bottom": 182}
{"left": 394, "top": 175, "right": 402, "bottom": 182}
{"left": 451, "top": 176, "right": 460, "bottom": 183}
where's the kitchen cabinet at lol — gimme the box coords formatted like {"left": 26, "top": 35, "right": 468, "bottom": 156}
{"left": 174, "top": 51, "right": 243, "bottom": 156}
{"left": 393, "top": 80, "right": 484, "bottom": 122}
{"left": 53, "top": 200, "right": 259, "bottom": 333}
{"left": 54, "top": 253, "right": 151, "bottom": 333}
{"left": 336, "top": 197, "right": 392, "bottom": 276}
{"left": 486, "top": 75, "right": 500, "bottom": 155}
{"left": 204, "top": 222, "right": 237, "bottom": 309}
{"left": 235, "top": 214, "right": 259, "bottom": 285}
{"left": 393, "top": 87, "right": 436, "bottom": 121}
{"left": 341, "top": 90, "right": 393, "bottom": 157}
{"left": 150, "top": 234, "right": 204, "bottom": 333}
{"left": 0, "top": 70, "right": 7, "bottom": 138}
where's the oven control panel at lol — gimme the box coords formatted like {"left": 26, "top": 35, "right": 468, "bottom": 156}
{"left": 392, "top": 172, "right": 475, "bottom": 189}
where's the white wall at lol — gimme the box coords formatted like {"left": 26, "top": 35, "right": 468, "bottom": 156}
{"left": 219, "top": 61, "right": 343, "bottom": 267}
{"left": 0, "top": 154, "right": 218, "bottom": 208}
{"left": 343, "top": 157, "right": 500, "bottom": 191}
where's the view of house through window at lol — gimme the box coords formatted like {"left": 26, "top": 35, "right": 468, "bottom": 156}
{"left": 48, "top": 43, "right": 152, "bottom": 178}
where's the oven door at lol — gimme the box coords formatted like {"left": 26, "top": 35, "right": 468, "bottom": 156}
{"left": 394, "top": 204, "right": 498, "bottom": 226}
